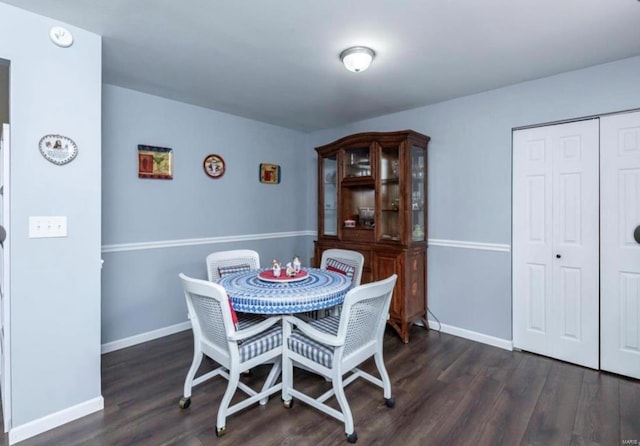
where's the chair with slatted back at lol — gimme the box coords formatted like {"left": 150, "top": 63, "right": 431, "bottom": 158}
{"left": 320, "top": 248, "right": 364, "bottom": 288}
{"left": 206, "top": 249, "right": 261, "bottom": 282}
{"left": 282, "top": 274, "right": 397, "bottom": 443}
{"left": 314, "top": 248, "right": 364, "bottom": 318}
{"left": 178, "top": 273, "right": 282, "bottom": 437}
{"left": 205, "top": 248, "right": 264, "bottom": 327}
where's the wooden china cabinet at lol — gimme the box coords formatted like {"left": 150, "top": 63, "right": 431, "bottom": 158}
{"left": 314, "top": 130, "right": 430, "bottom": 343}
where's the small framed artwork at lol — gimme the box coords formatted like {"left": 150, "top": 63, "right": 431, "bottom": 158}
{"left": 203, "top": 154, "right": 226, "bottom": 179}
{"left": 138, "top": 144, "right": 173, "bottom": 179}
{"left": 259, "top": 163, "right": 281, "bottom": 184}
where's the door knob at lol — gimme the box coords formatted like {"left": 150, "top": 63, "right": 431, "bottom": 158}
{"left": 635, "top": 225, "right": 640, "bottom": 244}
{"left": 556, "top": 254, "right": 561, "bottom": 259}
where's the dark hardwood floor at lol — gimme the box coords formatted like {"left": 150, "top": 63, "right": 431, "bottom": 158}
{"left": 4, "top": 326, "right": 639, "bottom": 445}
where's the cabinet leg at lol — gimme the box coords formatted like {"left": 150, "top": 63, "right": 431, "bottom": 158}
{"left": 388, "top": 320, "right": 411, "bottom": 343}
{"left": 388, "top": 315, "right": 429, "bottom": 343}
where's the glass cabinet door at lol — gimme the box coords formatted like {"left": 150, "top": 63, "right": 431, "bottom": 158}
{"left": 342, "top": 147, "right": 371, "bottom": 179}
{"left": 322, "top": 155, "right": 338, "bottom": 236}
{"left": 411, "top": 145, "right": 426, "bottom": 241}
{"left": 379, "top": 146, "right": 401, "bottom": 241}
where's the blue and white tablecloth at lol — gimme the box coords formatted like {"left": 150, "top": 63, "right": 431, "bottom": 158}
{"left": 218, "top": 267, "right": 351, "bottom": 314}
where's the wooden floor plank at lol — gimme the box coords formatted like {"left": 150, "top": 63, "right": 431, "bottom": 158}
{"left": 521, "top": 360, "right": 585, "bottom": 446}
{"left": 570, "top": 370, "right": 620, "bottom": 446}
{"left": 475, "top": 352, "right": 551, "bottom": 446}
{"left": 619, "top": 377, "right": 640, "bottom": 445}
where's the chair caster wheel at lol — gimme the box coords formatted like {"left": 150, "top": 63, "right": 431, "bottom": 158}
{"left": 346, "top": 431, "right": 358, "bottom": 443}
{"left": 283, "top": 398, "right": 294, "bottom": 409}
{"left": 384, "top": 397, "right": 395, "bottom": 408}
{"left": 178, "top": 397, "right": 191, "bottom": 409}
{"left": 216, "top": 426, "right": 226, "bottom": 437}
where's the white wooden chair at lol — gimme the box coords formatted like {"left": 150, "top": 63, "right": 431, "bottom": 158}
{"left": 282, "top": 274, "right": 398, "bottom": 443}
{"left": 320, "top": 248, "right": 364, "bottom": 288}
{"left": 206, "top": 249, "right": 261, "bottom": 282}
{"left": 178, "top": 273, "right": 282, "bottom": 437}
{"left": 316, "top": 248, "right": 365, "bottom": 318}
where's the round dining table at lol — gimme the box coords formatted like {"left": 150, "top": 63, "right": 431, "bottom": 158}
{"left": 218, "top": 267, "right": 351, "bottom": 314}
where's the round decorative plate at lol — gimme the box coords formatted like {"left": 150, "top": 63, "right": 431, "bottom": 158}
{"left": 203, "top": 154, "right": 225, "bottom": 178}
{"left": 38, "top": 134, "right": 78, "bottom": 165}
{"left": 258, "top": 269, "right": 309, "bottom": 283}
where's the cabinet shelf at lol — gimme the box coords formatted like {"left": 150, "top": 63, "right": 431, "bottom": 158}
{"left": 341, "top": 177, "right": 374, "bottom": 187}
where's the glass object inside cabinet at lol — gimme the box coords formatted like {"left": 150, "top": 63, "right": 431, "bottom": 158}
{"left": 411, "top": 145, "right": 426, "bottom": 241}
{"left": 323, "top": 156, "right": 337, "bottom": 236}
{"left": 379, "top": 146, "right": 400, "bottom": 241}
{"left": 343, "top": 147, "right": 371, "bottom": 178}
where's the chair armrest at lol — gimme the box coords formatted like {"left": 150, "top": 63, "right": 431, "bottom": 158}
{"left": 229, "top": 315, "right": 281, "bottom": 341}
{"left": 284, "top": 315, "right": 344, "bottom": 347}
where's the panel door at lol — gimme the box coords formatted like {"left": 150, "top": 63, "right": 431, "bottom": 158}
{"left": 601, "top": 111, "right": 640, "bottom": 379}
{"left": 513, "top": 119, "right": 599, "bottom": 369}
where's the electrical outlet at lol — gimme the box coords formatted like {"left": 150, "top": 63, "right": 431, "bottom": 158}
{"left": 29, "top": 216, "right": 67, "bottom": 238}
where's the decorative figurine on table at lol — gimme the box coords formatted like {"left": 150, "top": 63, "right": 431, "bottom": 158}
{"left": 285, "top": 262, "right": 296, "bottom": 277}
{"left": 292, "top": 255, "right": 301, "bottom": 274}
{"left": 272, "top": 259, "right": 281, "bottom": 277}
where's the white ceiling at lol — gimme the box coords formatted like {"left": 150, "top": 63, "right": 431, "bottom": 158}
{"left": 3, "top": 0, "right": 640, "bottom": 131}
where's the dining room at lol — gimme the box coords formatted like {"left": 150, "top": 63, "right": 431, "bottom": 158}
{"left": 1, "top": 1, "right": 640, "bottom": 444}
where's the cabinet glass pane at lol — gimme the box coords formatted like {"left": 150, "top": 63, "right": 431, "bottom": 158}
{"left": 343, "top": 147, "right": 371, "bottom": 178}
{"left": 380, "top": 146, "right": 400, "bottom": 241}
{"left": 411, "top": 145, "right": 426, "bottom": 241}
{"left": 323, "top": 156, "right": 337, "bottom": 236}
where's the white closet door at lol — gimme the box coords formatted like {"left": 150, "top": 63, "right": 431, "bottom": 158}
{"left": 513, "top": 119, "right": 599, "bottom": 369}
{"left": 601, "top": 111, "right": 640, "bottom": 379}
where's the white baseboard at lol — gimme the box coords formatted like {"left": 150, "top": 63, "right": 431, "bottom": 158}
{"left": 102, "top": 319, "right": 512, "bottom": 356}
{"left": 101, "top": 321, "right": 191, "bottom": 354}
{"left": 428, "top": 320, "right": 513, "bottom": 351}
{"left": 9, "top": 396, "right": 104, "bottom": 445}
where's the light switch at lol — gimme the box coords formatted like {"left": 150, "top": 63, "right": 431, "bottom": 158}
{"left": 29, "top": 216, "right": 67, "bottom": 238}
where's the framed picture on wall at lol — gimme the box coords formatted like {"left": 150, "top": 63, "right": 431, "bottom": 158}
{"left": 138, "top": 144, "right": 173, "bottom": 179}
{"left": 259, "top": 163, "right": 280, "bottom": 184}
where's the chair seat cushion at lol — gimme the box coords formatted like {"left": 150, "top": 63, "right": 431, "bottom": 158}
{"left": 239, "top": 323, "right": 282, "bottom": 363}
{"left": 287, "top": 315, "right": 340, "bottom": 368}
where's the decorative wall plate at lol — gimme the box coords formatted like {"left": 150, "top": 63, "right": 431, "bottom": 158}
{"left": 38, "top": 134, "right": 78, "bottom": 165}
{"left": 203, "top": 154, "right": 225, "bottom": 178}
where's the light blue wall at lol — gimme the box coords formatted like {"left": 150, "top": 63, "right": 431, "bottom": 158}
{"left": 0, "top": 2, "right": 102, "bottom": 428}
{"left": 0, "top": 61, "right": 8, "bottom": 124}
{"left": 308, "top": 56, "right": 640, "bottom": 340}
{"left": 101, "top": 85, "right": 312, "bottom": 343}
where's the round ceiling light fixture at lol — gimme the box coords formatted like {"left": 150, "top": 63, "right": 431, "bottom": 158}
{"left": 340, "top": 46, "right": 375, "bottom": 73}
{"left": 49, "top": 26, "right": 74, "bottom": 48}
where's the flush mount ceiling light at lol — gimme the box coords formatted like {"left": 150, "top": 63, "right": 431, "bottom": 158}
{"left": 340, "top": 46, "right": 375, "bottom": 72}
{"left": 49, "top": 26, "right": 73, "bottom": 48}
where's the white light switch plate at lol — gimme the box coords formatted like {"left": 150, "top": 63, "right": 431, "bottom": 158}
{"left": 29, "top": 216, "right": 67, "bottom": 238}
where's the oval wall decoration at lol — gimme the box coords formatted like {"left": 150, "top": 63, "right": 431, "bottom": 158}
{"left": 38, "top": 134, "right": 78, "bottom": 165}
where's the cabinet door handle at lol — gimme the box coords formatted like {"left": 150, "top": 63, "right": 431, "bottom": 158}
{"left": 556, "top": 254, "right": 561, "bottom": 259}
{"left": 634, "top": 225, "right": 640, "bottom": 244}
